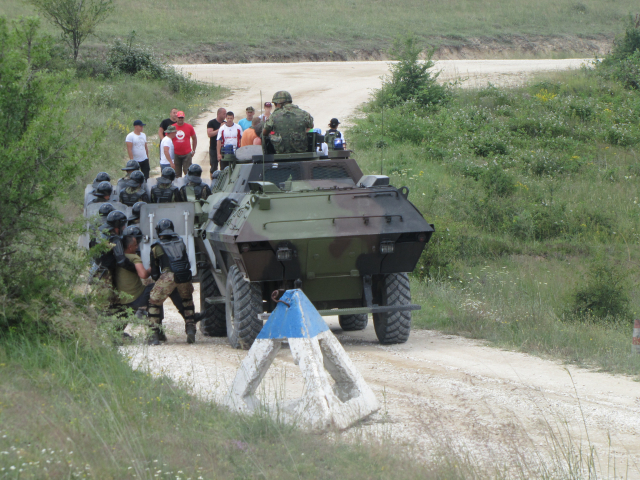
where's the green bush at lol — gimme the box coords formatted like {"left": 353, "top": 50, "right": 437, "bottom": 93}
{"left": 572, "top": 259, "right": 630, "bottom": 319}
{"left": 372, "top": 35, "right": 450, "bottom": 110}
{"left": 107, "top": 32, "right": 165, "bottom": 78}
{"left": 480, "top": 164, "right": 515, "bottom": 197}
{"left": 0, "top": 16, "right": 88, "bottom": 327}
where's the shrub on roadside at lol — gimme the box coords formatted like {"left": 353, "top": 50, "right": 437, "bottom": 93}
{"left": 107, "top": 32, "right": 165, "bottom": 78}
{"left": 372, "top": 35, "right": 450, "bottom": 110}
{"left": 571, "top": 259, "right": 631, "bottom": 320}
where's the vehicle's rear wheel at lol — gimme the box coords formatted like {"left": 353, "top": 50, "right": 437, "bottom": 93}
{"left": 199, "top": 268, "right": 226, "bottom": 337}
{"left": 372, "top": 273, "right": 411, "bottom": 344}
{"left": 225, "top": 265, "right": 263, "bottom": 349}
{"left": 338, "top": 314, "right": 368, "bottom": 331}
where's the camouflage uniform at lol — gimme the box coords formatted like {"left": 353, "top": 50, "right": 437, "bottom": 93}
{"left": 263, "top": 104, "right": 314, "bottom": 154}
{"left": 148, "top": 244, "right": 195, "bottom": 332}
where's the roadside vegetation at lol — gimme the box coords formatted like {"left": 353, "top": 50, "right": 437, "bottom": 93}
{"left": 351, "top": 26, "right": 640, "bottom": 377}
{"left": 0, "top": 0, "right": 637, "bottom": 60}
{"left": 1, "top": 329, "right": 462, "bottom": 479}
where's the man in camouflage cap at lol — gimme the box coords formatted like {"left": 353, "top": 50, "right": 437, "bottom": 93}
{"left": 262, "top": 91, "right": 314, "bottom": 154}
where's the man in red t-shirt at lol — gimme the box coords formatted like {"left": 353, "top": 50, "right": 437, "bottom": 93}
{"left": 172, "top": 111, "right": 197, "bottom": 177}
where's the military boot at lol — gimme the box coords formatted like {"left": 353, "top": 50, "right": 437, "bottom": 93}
{"left": 148, "top": 328, "right": 160, "bottom": 346}
{"left": 186, "top": 323, "right": 196, "bottom": 344}
{"left": 158, "top": 320, "right": 168, "bottom": 342}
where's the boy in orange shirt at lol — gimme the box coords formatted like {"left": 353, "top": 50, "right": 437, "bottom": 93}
{"left": 240, "top": 117, "right": 263, "bottom": 147}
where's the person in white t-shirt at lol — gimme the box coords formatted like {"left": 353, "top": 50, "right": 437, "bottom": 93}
{"left": 160, "top": 125, "right": 177, "bottom": 170}
{"left": 216, "top": 111, "right": 243, "bottom": 170}
{"left": 258, "top": 101, "right": 272, "bottom": 121}
{"left": 126, "top": 120, "right": 150, "bottom": 178}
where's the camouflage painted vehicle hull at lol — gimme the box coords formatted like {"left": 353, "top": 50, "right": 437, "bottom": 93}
{"left": 196, "top": 147, "right": 434, "bottom": 348}
{"left": 81, "top": 147, "right": 434, "bottom": 349}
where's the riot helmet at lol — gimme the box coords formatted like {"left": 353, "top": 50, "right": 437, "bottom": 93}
{"left": 272, "top": 90, "right": 292, "bottom": 105}
{"left": 126, "top": 170, "right": 145, "bottom": 188}
{"left": 186, "top": 164, "right": 203, "bottom": 184}
{"left": 129, "top": 201, "right": 146, "bottom": 221}
{"left": 92, "top": 172, "right": 111, "bottom": 188}
{"left": 92, "top": 181, "right": 113, "bottom": 197}
{"left": 155, "top": 218, "right": 177, "bottom": 237}
{"left": 123, "top": 225, "right": 143, "bottom": 244}
{"left": 98, "top": 203, "right": 115, "bottom": 218}
{"left": 106, "top": 210, "right": 128, "bottom": 231}
{"left": 158, "top": 167, "right": 176, "bottom": 185}
{"left": 122, "top": 159, "right": 140, "bottom": 171}
{"left": 211, "top": 170, "right": 222, "bottom": 180}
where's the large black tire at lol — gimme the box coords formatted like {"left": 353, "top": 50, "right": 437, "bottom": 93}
{"left": 372, "top": 273, "right": 412, "bottom": 344}
{"left": 338, "top": 314, "right": 368, "bottom": 331}
{"left": 199, "top": 268, "right": 226, "bottom": 337}
{"left": 225, "top": 265, "right": 263, "bottom": 349}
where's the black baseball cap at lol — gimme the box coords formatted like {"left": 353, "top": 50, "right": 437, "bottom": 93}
{"left": 133, "top": 120, "right": 146, "bottom": 126}
{"left": 329, "top": 118, "right": 340, "bottom": 126}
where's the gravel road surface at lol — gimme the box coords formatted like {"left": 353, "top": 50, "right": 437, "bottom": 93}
{"left": 128, "top": 58, "right": 640, "bottom": 476}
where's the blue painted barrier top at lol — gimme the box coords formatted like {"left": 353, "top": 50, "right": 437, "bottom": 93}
{"left": 256, "top": 289, "right": 329, "bottom": 340}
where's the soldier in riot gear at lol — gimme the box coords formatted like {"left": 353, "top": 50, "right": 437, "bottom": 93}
{"left": 180, "top": 164, "right": 212, "bottom": 201}
{"left": 147, "top": 218, "right": 195, "bottom": 345}
{"left": 128, "top": 201, "right": 146, "bottom": 225}
{"left": 262, "top": 90, "right": 314, "bottom": 154}
{"left": 150, "top": 167, "right": 183, "bottom": 203}
{"left": 92, "top": 172, "right": 111, "bottom": 189}
{"left": 118, "top": 160, "right": 143, "bottom": 192}
{"left": 88, "top": 203, "right": 116, "bottom": 249}
{"left": 119, "top": 170, "right": 149, "bottom": 206}
{"left": 89, "top": 211, "right": 139, "bottom": 320}
{"left": 88, "top": 181, "right": 113, "bottom": 204}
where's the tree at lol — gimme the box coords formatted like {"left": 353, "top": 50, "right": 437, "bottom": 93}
{"left": 0, "top": 16, "right": 88, "bottom": 325}
{"left": 28, "top": 0, "right": 114, "bottom": 60}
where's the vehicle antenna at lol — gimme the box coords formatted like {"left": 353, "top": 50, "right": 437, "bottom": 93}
{"left": 380, "top": 106, "right": 384, "bottom": 175}
{"left": 261, "top": 90, "right": 265, "bottom": 185}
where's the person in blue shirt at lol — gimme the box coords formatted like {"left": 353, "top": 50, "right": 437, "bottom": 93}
{"left": 238, "top": 106, "right": 255, "bottom": 131}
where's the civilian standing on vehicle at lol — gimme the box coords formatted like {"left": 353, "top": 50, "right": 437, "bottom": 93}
{"left": 160, "top": 125, "right": 177, "bottom": 170}
{"left": 207, "top": 107, "right": 226, "bottom": 175}
{"left": 216, "top": 111, "right": 243, "bottom": 170}
{"left": 126, "top": 120, "right": 150, "bottom": 179}
{"left": 172, "top": 111, "right": 197, "bottom": 177}
{"left": 259, "top": 101, "right": 272, "bottom": 121}
{"left": 238, "top": 106, "right": 255, "bottom": 131}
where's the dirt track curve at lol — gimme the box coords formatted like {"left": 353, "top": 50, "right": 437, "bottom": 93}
{"left": 127, "top": 59, "right": 640, "bottom": 476}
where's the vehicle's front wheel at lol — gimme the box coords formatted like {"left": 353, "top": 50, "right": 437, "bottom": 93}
{"left": 338, "top": 314, "right": 368, "bottom": 331}
{"left": 199, "top": 268, "right": 226, "bottom": 337}
{"left": 372, "top": 273, "right": 411, "bottom": 344}
{"left": 225, "top": 265, "right": 263, "bottom": 349}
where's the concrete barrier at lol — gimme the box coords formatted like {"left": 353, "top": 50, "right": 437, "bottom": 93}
{"left": 223, "top": 289, "right": 380, "bottom": 430}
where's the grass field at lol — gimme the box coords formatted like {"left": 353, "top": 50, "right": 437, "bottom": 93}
{"left": 0, "top": 0, "right": 635, "bottom": 61}
{"left": 351, "top": 65, "right": 640, "bottom": 377}
{"left": 0, "top": 329, "right": 468, "bottom": 479}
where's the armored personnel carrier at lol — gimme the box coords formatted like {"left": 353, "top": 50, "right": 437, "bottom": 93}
{"left": 83, "top": 139, "right": 434, "bottom": 349}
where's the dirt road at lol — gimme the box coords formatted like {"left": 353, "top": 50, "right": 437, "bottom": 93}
{"left": 178, "top": 58, "right": 589, "bottom": 170}
{"left": 129, "top": 59, "right": 640, "bottom": 476}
